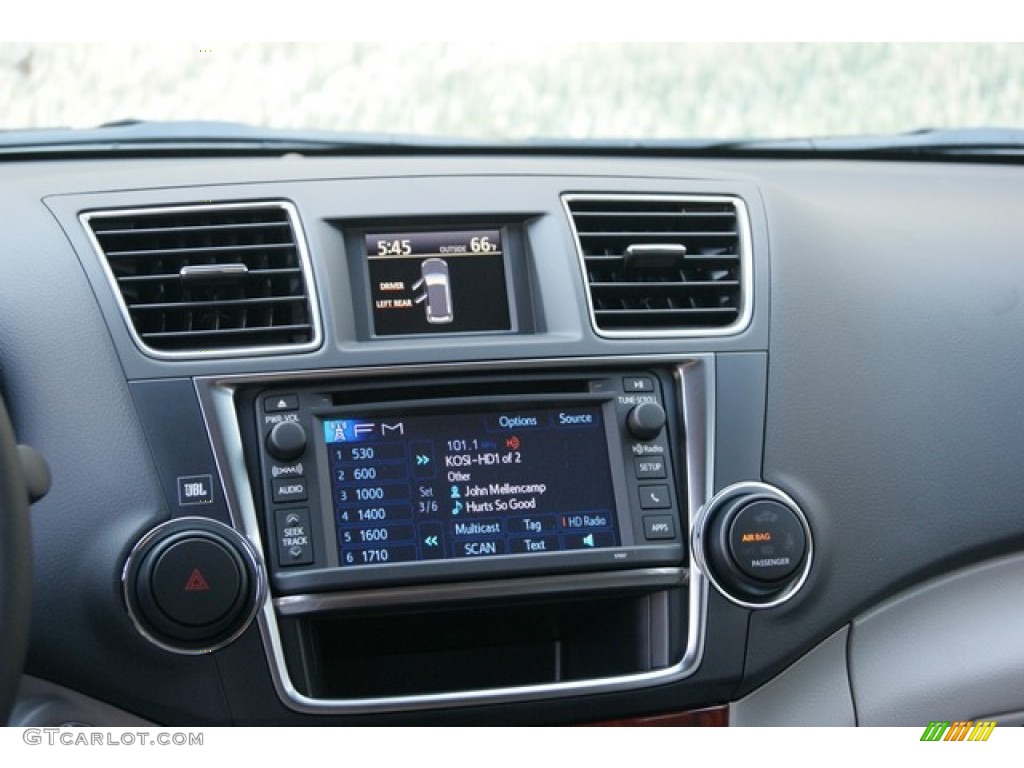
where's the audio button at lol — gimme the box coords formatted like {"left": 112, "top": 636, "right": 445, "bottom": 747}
{"left": 272, "top": 477, "right": 308, "bottom": 503}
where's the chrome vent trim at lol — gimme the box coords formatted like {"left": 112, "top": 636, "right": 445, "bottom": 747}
{"left": 563, "top": 194, "right": 752, "bottom": 338}
{"left": 81, "top": 201, "right": 322, "bottom": 360}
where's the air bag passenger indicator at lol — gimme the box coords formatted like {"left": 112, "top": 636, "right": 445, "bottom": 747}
{"left": 366, "top": 229, "right": 511, "bottom": 336}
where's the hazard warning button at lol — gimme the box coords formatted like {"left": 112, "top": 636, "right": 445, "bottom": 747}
{"left": 151, "top": 538, "right": 244, "bottom": 628}
{"left": 124, "top": 518, "right": 263, "bottom": 653}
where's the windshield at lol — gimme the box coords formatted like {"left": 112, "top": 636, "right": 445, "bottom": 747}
{"left": 1, "top": 42, "right": 1021, "bottom": 140}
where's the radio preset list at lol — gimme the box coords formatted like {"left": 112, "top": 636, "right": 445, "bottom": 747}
{"left": 255, "top": 372, "right": 684, "bottom": 590}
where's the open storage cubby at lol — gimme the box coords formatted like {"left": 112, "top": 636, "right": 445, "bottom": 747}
{"left": 278, "top": 585, "right": 686, "bottom": 700}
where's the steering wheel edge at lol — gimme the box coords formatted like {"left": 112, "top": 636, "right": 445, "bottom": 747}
{"left": 0, "top": 393, "right": 32, "bottom": 724}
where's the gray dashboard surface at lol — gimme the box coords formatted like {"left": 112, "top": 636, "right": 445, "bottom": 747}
{"left": 734, "top": 551, "right": 1024, "bottom": 726}
{"left": 0, "top": 186, "right": 231, "bottom": 722}
{"left": 731, "top": 626, "right": 854, "bottom": 726}
{"left": 1, "top": 153, "right": 1021, "bottom": 723}
{"left": 850, "top": 552, "right": 1024, "bottom": 726}
{"left": 750, "top": 161, "right": 1024, "bottom": 690}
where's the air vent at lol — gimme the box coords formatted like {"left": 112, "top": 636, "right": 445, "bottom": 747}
{"left": 564, "top": 194, "right": 751, "bottom": 336}
{"left": 83, "top": 202, "right": 321, "bottom": 357}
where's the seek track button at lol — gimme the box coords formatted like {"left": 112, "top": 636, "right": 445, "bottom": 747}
{"left": 275, "top": 508, "right": 313, "bottom": 567}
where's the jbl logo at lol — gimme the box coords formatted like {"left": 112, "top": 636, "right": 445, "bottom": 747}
{"left": 183, "top": 482, "right": 207, "bottom": 498}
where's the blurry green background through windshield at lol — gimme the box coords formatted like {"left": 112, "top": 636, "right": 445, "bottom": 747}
{"left": 1, "top": 42, "right": 1021, "bottom": 140}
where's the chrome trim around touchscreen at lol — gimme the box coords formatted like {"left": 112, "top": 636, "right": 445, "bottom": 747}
{"left": 194, "top": 353, "right": 714, "bottom": 714}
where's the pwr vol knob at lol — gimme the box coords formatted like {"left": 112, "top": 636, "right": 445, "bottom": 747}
{"left": 267, "top": 421, "right": 307, "bottom": 461}
{"left": 123, "top": 518, "right": 265, "bottom": 654}
{"left": 692, "top": 483, "right": 813, "bottom": 609}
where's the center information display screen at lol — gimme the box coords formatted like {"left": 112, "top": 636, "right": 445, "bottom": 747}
{"left": 322, "top": 406, "right": 620, "bottom": 567}
{"left": 365, "top": 229, "right": 511, "bottom": 336}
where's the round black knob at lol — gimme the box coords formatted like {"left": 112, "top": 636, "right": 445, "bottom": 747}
{"left": 627, "top": 402, "right": 667, "bottom": 441}
{"left": 123, "top": 518, "right": 264, "bottom": 654}
{"left": 150, "top": 537, "right": 244, "bottom": 628}
{"left": 694, "top": 483, "right": 812, "bottom": 608}
{"left": 267, "top": 421, "right": 307, "bottom": 461}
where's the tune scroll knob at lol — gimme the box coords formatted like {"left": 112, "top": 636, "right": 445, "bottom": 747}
{"left": 266, "top": 421, "right": 307, "bottom": 461}
{"left": 627, "top": 402, "right": 667, "bottom": 441}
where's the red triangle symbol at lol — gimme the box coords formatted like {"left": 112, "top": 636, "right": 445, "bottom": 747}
{"left": 184, "top": 568, "right": 210, "bottom": 592}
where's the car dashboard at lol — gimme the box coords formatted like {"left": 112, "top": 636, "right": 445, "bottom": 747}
{"left": 4, "top": 152, "right": 1024, "bottom": 726}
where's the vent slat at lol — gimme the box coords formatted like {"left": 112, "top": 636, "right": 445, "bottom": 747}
{"left": 86, "top": 203, "right": 318, "bottom": 355}
{"left": 589, "top": 281, "right": 740, "bottom": 290}
{"left": 141, "top": 324, "right": 312, "bottom": 340}
{"left": 128, "top": 296, "right": 308, "bottom": 311}
{"left": 595, "top": 308, "right": 737, "bottom": 317}
{"left": 578, "top": 231, "right": 737, "bottom": 238}
{"left": 91, "top": 221, "right": 291, "bottom": 237}
{"left": 116, "top": 267, "right": 303, "bottom": 283}
{"left": 103, "top": 242, "right": 296, "bottom": 258}
{"left": 569, "top": 211, "right": 736, "bottom": 219}
{"left": 566, "top": 195, "right": 747, "bottom": 334}
{"left": 584, "top": 254, "right": 738, "bottom": 263}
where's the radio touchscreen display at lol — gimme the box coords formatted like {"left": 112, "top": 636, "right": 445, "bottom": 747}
{"left": 322, "top": 405, "right": 620, "bottom": 567}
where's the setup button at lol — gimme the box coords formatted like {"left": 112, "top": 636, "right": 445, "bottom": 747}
{"left": 634, "top": 456, "right": 666, "bottom": 479}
